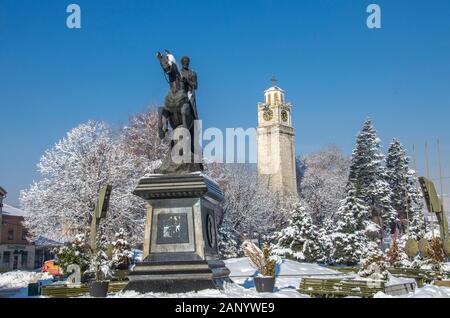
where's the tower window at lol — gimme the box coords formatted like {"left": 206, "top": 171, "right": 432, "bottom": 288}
{"left": 267, "top": 94, "right": 271, "bottom": 105}
{"left": 7, "top": 229, "right": 14, "bottom": 241}
{"left": 274, "top": 93, "right": 279, "bottom": 105}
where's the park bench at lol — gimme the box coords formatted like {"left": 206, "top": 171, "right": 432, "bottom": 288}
{"left": 41, "top": 281, "right": 128, "bottom": 298}
{"left": 299, "top": 276, "right": 416, "bottom": 298}
{"left": 298, "top": 277, "right": 385, "bottom": 298}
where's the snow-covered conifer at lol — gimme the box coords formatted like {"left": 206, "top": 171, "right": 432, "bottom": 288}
{"left": 348, "top": 119, "right": 396, "bottom": 232}
{"left": 385, "top": 138, "right": 424, "bottom": 239}
{"left": 332, "top": 184, "right": 369, "bottom": 265}
{"left": 272, "top": 201, "right": 322, "bottom": 263}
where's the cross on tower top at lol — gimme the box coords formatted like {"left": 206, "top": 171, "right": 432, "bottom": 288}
{"left": 270, "top": 75, "right": 278, "bottom": 87}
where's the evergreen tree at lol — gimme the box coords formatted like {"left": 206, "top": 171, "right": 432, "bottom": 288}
{"left": 317, "top": 219, "right": 334, "bottom": 264}
{"left": 385, "top": 138, "right": 424, "bottom": 239}
{"left": 272, "top": 201, "right": 322, "bottom": 263}
{"left": 348, "top": 119, "right": 397, "bottom": 232}
{"left": 386, "top": 139, "right": 409, "bottom": 218}
{"left": 332, "top": 184, "right": 369, "bottom": 265}
{"left": 358, "top": 241, "right": 389, "bottom": 280}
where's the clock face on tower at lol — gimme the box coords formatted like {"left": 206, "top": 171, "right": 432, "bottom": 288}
{"left": 263, "top": 109, "right": 273, "bottom": 121}
{"left": 281, "top": 110, "right": 289, "bottom": 122}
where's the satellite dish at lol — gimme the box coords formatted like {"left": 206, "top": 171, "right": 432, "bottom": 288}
{"left": 418, "top": 238, "right": 430, "bottom": 257}
{"left": 405, "top": 239, "right": 419, "bottom": 258}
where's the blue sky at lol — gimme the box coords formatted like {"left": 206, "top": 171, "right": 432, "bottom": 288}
{"left": 1, "top": 0, "right": 450, "bottom": 206}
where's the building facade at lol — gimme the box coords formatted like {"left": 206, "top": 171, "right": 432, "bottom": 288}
{"left": 257, "top": 81, "right": 297, "bottom": 196}
{"left": 0, "top": 204, "right": 36, "bottom": 272}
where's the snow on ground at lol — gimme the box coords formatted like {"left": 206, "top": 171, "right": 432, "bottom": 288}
{"left": 2, "top": 258, "right": 450, "bottom": 298}
{"left": 226, "top": 257, "right": 343, "bottom": 290}
{"left": 111, "top": 258, "right": 343, "bottom": 298}
{"left": 0, "top": 271, "right": 53, "bottom": 289}
{"left": 111, "top": 283, "right": 307, "bottom": 299}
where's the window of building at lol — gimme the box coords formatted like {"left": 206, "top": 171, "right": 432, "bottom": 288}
{"left": 2, "top": 252, "right": 10, "bottom": 269}
{"left": 7, "top": 229, "right": 14, "bottom": 241}
{"left": 21, "top": 252, "right": 28, "bottom": 268}
{"left": 35, "top": 250, "right": 43, "bottom": 269}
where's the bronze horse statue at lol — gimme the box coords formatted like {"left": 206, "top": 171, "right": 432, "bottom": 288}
{"left": 155, "top": 50, "right": 203, "bottom": 174}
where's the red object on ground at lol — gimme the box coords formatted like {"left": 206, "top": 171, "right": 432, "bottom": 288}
{"left": 41, "top": 260, "right": 61, "bottom": 276}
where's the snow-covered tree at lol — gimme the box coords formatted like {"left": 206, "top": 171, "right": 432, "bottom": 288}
{"left": 205, "top": 163, "right": 283, "bottom": 244}
{"left": 272, "top": 201, "right": 322, "bottom": 263}
{"left": 358, "top": 241, "right": 389, "bottom": 280}
{"left": 317, "top": 218, "right": 335, "bottom": 264}
{"left": 348, "top": 119, "right": 397, "bottom": 232}
{"left": 20, "top": 120, "right": 159, "bottom": 243}
{"left": 332, "top": 184, "right": 370, "bottom": 265}
{"left": 385, "top": 138, "right": 424, "bottom": 239}
{"left": 386, "top": 239, "right": 406, "bottom": 267}
{"left": 121, "top": 107, "right": 170, "bottom": 163}
{"left": 217, "top": 219, "right": 240, "bottom": 259}
{"left": 298, "top": 146, "right": 350, "bottom": 225}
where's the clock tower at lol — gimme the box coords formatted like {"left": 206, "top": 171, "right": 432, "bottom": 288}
{"left": 257, "top": 78, "right": 297, "bottom": 196}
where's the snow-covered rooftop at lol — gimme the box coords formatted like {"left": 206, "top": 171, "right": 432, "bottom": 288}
{"left": 35, "top": 236, "right": 63, "bottom": 247}
{"left": 264, "top": 86, "right": 285, "bottom": 93}
{"left": 2, "top": 204, "right": 28, "bottom": 217}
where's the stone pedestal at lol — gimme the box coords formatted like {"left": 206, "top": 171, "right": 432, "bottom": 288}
{"left": 125, "top": 172, "right": 231, "bottom": 293}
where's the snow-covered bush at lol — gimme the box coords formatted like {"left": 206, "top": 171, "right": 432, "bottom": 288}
{"left": 358, "top": 241, "right": 389, "bottom": 281}
{"left": 54, "top": 234, "right": 91, "bottom": 274}
{"left": 111, "top": 229, "right": 133, "bottom": 270}
{"left": 386, "top": 239, "right": 404, "bottom": 268}
{"left": 88, "top": 234, "right": 114, "bottom": 281}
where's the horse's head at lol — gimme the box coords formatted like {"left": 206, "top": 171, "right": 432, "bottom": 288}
{"left": 157, "top": 51, "right": 183, "bottom": 93}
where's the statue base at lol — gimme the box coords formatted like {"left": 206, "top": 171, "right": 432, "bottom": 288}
{"left": 125, "top": 172, "right": 231, "bottom": 294}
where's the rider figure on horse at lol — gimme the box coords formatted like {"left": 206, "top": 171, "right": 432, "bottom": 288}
{"left": 155, "top": 50, "right": 203, "bottom": 174}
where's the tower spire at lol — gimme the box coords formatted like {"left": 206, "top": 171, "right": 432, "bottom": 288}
{"left": 270, "top": 75, "right": 278, "bottom": 87}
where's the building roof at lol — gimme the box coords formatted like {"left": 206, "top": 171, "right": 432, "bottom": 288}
{"left": 2, "top": 204, "right": 28, "bottom": 217}
{"left": 35, "top": 236, "right": 63, "bottom": 247}
{"left": 264, "top": 86, "right": 285, "bottom": 93}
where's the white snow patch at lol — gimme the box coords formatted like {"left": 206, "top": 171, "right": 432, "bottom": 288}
{"left": 0, "top": 271, "right": 53, "bottom": 289}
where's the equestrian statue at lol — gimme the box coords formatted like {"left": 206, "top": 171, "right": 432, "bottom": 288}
{"left": 155, "top": 50, "right": 203, "bottom": 174}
